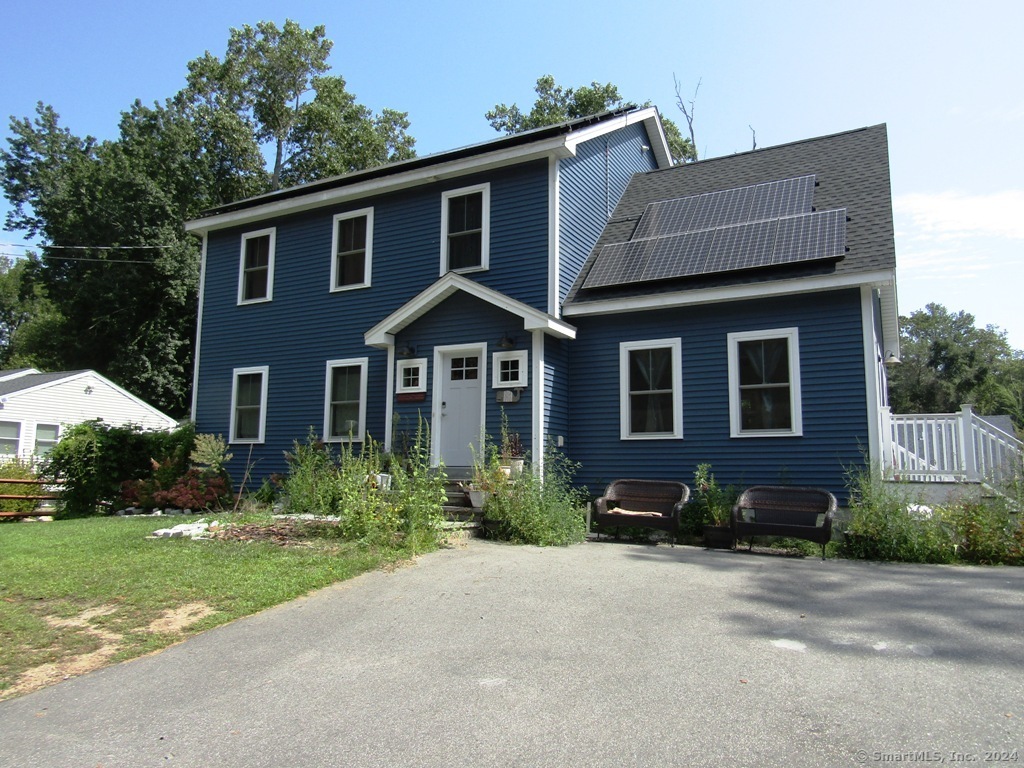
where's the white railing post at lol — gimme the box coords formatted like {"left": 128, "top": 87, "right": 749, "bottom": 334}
{"left": 959, "top": 404, "right": 980, "bottom": 482}
{"left": 879, "top": 405, "right": 893, "bottom": 475}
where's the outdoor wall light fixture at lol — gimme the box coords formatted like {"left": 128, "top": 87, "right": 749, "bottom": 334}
{"left": 883, "top": 351, "right": 901, "bottom": 365}
{"left": 498, "top": 334, "right": 516, "bottom": 350}
{"left": 397, "top": 344, "right": 416, "bottom": 357}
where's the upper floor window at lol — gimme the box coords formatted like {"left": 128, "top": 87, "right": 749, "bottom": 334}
{"left": 619, "top": 339, "right": 683, "bottom": 440}
{"left": 230, "top": 366, "right": 269, "bottom": 443}
{"left": 728, "top": 328, "right": 803, "bottom": 437}
{"left": 441, "top": 183, "right": 490, "bottom": 274}
{"left": 331, "top": 209, "right": 373, "bottom": 291}
{"left": 324, "top": 358, "right": 368, "bottom": 442}
{"left": 238, "top": 228, "right": 276, "bottom": 304}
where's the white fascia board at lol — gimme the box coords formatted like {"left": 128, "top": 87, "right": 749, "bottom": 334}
{"left": 364, "top": 273, "right": 576, "bottom": 347}
{"left": 879, "top": 280, "right": 900, "bottom": 359}
{"left": 562, "top": 107, "right": 672, "bottom": 169}
{"left": 185, "top": 138, "right": 576, "bottom": 237}
{"left": 562, "top": 269, "right": 898, "bottom": 317}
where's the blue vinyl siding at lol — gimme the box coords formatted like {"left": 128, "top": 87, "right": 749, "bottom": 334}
{"left": 544, "top": 336, "right": 571, "bottom": 450}
{"left": 195, "top": 161, "right": 550, "bottom": 481}
{"left": 558, "top": 122, "right": 659, "bottom": 306}
{"left": 567, "top": 289, "right": 868, "bottom": 501}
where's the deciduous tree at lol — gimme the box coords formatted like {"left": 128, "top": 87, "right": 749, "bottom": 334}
{"left": 486, "top": 75, "right": 696, "bottom": 163}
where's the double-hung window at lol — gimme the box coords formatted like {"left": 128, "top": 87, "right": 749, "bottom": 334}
{"left": 620, "top": 339, "right": 683, "bottom": 439}
{"left": 324, "top": 358, "right": 368, "bottom": 442}
{"left": 0, "top": 421, "right": 20, "bottom": 454}
{"left": 331, "top": 209, "right": 373, "bottom": 291}
{"left": 728, "top": 328, "right": 803, "bottom": 437}
{"left": 34, "top": 424, "right": 60, "bottom": 456}
{"left": 230, "top": 366, "right": 269, "bottom": 443}
{"left": 238, "top": 228, "right": 276, "bottom": 304}
{"left": 441, "top": 183, "right": 489, "bottom": 273}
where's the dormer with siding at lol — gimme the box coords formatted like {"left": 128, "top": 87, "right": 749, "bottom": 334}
{"left": 186, "top": 108, "right": 672, "bottom": 479}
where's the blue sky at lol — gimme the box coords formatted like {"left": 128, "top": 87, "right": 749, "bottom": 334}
{"left": 2, "top": 0, "right": 1022, "bottom": 347}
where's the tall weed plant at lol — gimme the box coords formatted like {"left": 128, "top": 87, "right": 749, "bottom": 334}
{"left": 841, "top": 467, "right": 1024, "bottom": 565}
{"left": 841, "top": 466, "right": 955, "bottom": 563}
{"left": 483, "top": 443, "right": 587, "bottom": 546}
{"left": 281, "top": 422, "right": 445, "bottom": 551}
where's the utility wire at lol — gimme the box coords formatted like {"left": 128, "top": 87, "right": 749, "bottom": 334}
{"left": 0, "top": 242, "right": 176, "bottom": 250}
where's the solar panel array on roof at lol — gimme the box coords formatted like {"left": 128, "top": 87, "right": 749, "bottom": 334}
{"left": 582, "top": 209, "right": 846, "bottom": 289}
{"left": 632, "top": 175, "right": 816, "bottom": 240}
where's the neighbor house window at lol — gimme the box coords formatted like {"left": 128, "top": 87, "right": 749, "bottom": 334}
{"left": 396, "top": 358, "right": 427, "bottom": 394}
{"left": 0, "top": 421, "right": 20, "bottom": 454}
{"left": 492, "top": 350, "right": 528, "bottom": 388}
{"left": 230, "top": 366, "right": 269, "bottom": 443}
{"left": 619, "top": 339, "right": 683, "bottom": 439}
{"left": 440, "top": 183, "right": 489, "bottom": 273}
{"left": 324, "top": 358, "right": 368, "bottom": 442}
{"left": 34, "top": 424, "right": 59, "bottom": 456}
{"left": 331, "top": 208, "right": 373, "bottom": 291}
{"left": 238, "top": 228, "right": 276, "bottom": 304}
{"left": 728, "top": 328, "right": 803, "bottom": 437}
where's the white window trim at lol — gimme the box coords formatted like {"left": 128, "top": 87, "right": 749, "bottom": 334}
{"left": 396, "top": 358, "right": 427, "bottom": 394}
{"left": 323, "top": 357, "right": 369, "bottom": 443}
{"left": 440, "top": 182, "right": 490, "bottom": 275}
{"left": 619, "top": 338, "right": 683, "bottom": 440}
{"left": 34, "top": 423, "right": 60, "bottom": 456}
{"left": 230, "top": 366, "right": 269, "bottom": 444}
{"left": 0, "top": 420, "right": 21, "bottom": 455}
{"left": 330, "top": 207, "right": 373, "bottom": 292}
{"left": 492, "top": 350, "right": 528, "bottom": 388}
{"left": 237, "top": 227, "right": 276, "bottom": 305}
{"left": 728, "top": 327, "right": 803, "bottom": 438}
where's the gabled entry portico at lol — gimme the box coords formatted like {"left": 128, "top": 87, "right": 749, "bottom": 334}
{"left": 365, "top": 273, "right": 575, "bottom": 471}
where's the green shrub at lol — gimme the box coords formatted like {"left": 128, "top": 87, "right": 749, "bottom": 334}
{"left": 944, "top": 497, "right": 1022, "bottom": 565}
{"left": 483, "top": 444, "right": 587, "bottom": 546}
{"left": 840, "top": 467, "right": 955, "bottom": 563}
{"left": 42, "top": 421, "right": 195, "bottom": 518}
{"left": 0, "top": 458, "right": 41, "bottom": 516}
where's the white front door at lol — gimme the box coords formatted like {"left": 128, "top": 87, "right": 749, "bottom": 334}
{"left": 435, "top": 346, "right": 485, "bottom": 468}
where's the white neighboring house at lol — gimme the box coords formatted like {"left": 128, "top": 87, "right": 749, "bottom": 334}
{"left": 0, "top": 369, "right": 178, "bottom": 461}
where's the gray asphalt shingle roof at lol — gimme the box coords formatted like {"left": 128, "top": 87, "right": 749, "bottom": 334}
{"left": 0, "top": 370, "right": 88, "bottom": 398}
{"left": 565, "top": 123, "right": 895, "bottom": 306}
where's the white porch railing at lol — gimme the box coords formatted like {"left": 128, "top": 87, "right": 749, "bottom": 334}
{"left": 881, "top": 405, "right": 1023, "bottom": 488}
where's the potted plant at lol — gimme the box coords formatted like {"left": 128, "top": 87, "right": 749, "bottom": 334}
{"left": 693, "top": 463, "right": 735, "bottom": 549}
{"left": 498, "top": 411, "right": 524, "bottom": 477}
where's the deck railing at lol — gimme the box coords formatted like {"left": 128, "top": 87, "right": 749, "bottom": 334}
{"left": 881, "top": 405, "right": 1022, "bottom": 488}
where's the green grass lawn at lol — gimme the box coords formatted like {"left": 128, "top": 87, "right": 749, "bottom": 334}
{"left": 0, "top": 514, "right": 405, "bottom": 699}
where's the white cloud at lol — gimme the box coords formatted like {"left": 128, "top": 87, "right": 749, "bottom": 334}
{"left": 894, "top": 190, "right": 1024, "bottom": 240}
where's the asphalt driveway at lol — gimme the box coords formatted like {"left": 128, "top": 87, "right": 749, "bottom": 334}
{"left": 1, "top": 540, "right": 1022, "bottom": 767}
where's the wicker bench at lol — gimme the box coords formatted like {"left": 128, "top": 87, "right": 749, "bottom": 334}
{"left": 731, "top": 485, "right": 837, "bottom": 559}
{"left": 593, "top": 480, "right": 690, "bottom": 545}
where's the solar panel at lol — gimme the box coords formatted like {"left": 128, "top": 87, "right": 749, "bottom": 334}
{"left": 702, "top": 219, "right": 779, "bottom": 275}
{"left": 582, "top": 208, "right": 845, "bottom": 290}
{"left": 773, "top": 209, "right": 846, "bottom": 265}
{"left": 632, "top": 175, "right": 815, "bottom": 240}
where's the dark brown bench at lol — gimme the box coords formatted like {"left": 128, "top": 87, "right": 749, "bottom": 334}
{"left": 593, "top": 480, "right": 690, "bottom": 545}
{"left": 731, "top": 485, "right": 837, "bottom": 559}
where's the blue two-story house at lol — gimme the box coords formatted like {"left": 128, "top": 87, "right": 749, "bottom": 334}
{"left": 185, "top": 108, "right": 899, "bottom": 501}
